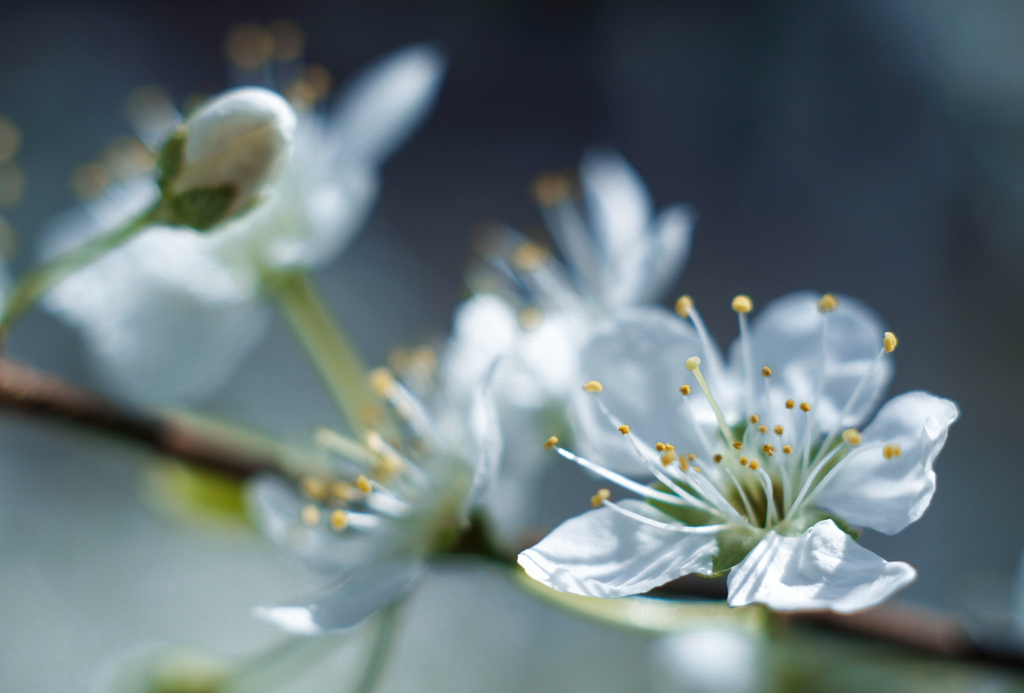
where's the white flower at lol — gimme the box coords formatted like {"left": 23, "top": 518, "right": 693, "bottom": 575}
{"left": 518, "top": 292, "right": 958, "bottom": 613}
{"left": 158, "top": 87, "right": 297, "bottom": 229}
{"left": 445, "top": 152, "right": 693, "bottom": 543}
{"left": 249, "top": 368, "right": 501, "bottom": 634}
{"left": 41, "top": 44, "right": 446, "bottom": 403}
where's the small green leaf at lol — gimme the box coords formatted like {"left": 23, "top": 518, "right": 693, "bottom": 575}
{"left": 143, "top": 460, "right": 252, "bottom": 530}
{"left": 168, "top": 185, "right": 237, "bottom": 230}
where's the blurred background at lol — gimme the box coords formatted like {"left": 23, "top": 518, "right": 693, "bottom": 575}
{"left": 2, "top": 0, "right": 1024, "bottom": 690}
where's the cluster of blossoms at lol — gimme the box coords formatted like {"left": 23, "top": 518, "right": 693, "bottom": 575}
{"left": 519, "top": 292, "right": 957, "bottom": 611}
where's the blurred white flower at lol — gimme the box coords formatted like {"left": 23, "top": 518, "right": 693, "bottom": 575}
{"left": 445, "top": 152, "right": 694, "bottom": 544}
{"left": 249, "top": 367, "right": 501, "bottom": 635}
{"left": 519, "top": 292, "right": 958, "bottom": 613}
{"left": 42, "top": 44, "right": 446, "bottom": 403}
{"left": 651, "top": 629, "right": 763, "bottom": 693}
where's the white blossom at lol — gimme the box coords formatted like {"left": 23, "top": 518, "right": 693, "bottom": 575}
{"left": 519, "top": 292, "right": 957, "bottom": 612}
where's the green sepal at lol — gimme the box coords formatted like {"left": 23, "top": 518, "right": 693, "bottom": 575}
{"left": 708, "top": 526, "right": 761, "bottom": 577}
{"left": 156, "top": 129, "right": 185, "bottom": 191}
{"left": 166, "top": 185, "right": 237, "bottom": 231}
{"left": 143, "top": 460, "right": 253, "bottom": 530}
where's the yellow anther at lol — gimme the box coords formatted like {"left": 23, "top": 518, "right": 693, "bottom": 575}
{"left": 511, "top": 242, "right": 550, "bottom": 272}
{"left": 330, "top": 510, "right": 348, "bottom": 531}
{"left": 369, "top": 367, "right": 396, "bottom": 397}
{"left": 785, "top": 399, "right": 795, "bottom": 409}
{"left": 655, "top": 442, "right": 667, "bottom": 452}
{"left": 694, "top": 467, "right": 703, "bottom": 473}
{"left": 762, "top": 444, "right": 776, "bottom": 456}
{"left": 532, "top": 172, "right": 573, "bottom": 207}
{"left": 518, "top": 307, "right": 544, "bottom": 330}
{"left": 739, "top": 456, "right": 749, "bottom": 466}
{"left": 687, "top": 453, "right": 696, "bottom": 461}
{"left": 762, "top": 366, "right": 772, "bottom": 377}
{"left": 782, "top": 444, "right": 793, "bottom": 454}
{"left": 800, "top": 402, "right": 811, "bottom": 412}
{"left": 732, "top": 441, "right": 743, "bottom": 450}
{"left": 774, "top": 425, "right": 784, "bottom": 435}
{"left": 713, "top": 454, "right": 723, "bottom": 463}
{"left": 300, "top": 476, "right": 327, "bottom": 501}
{"left": 884, "top": 331, "right": 898, "bottom": 353}
{"left": 882, "top": 443, "right": 903, "bottom": 460}
{"left": 660, "top": 452, "right": 676, "bottom": 467}
{"left": 732, "top": 295, "right": 753, "bottom": 313}
{"left": 680, "top": 384, "right": 691, "bottom": 395}
{"left": 679, "top": 457, "right": 689, "bottom": 472}
{"left": 544, "top": 436, "right": 559, "bottom": 450}
{"left": 330, "top": 481, "right": 355, "bottom": 501}
{"left": 583, "top": 380, "right": 604, "bottom": 394}
{"left": 758, "top": 425, "right": 768, "bottom": 434}
{"left": 590, "top": 488, "right": 611, "bottom": 508}
{"left": 618, "top": 425, "right": 631, "bottom": 435}
{"left": 818, "top": 293, "right": 838, "bottom": 313}
{"left": 356, "top": 476, "right": 373, "bottom": 494}
{"left": 666, "top": 444, "right": 675, "bottom": 451}
{"left": 749, "top": 414, "right": 760, "bottom": 424}
{"left": 685, "top": 356, "right": 701, "bottom": 371}
{"left": 376, "top": 454, "right": 405, "bottom": 480}
{"left": 842, "top": 428, "right": 862, "bottom": 446}
{"left": 675, "top": 295, "right": 693, "bottom": 318}
{"left": 749, "top": 461, "right": 760, "bottom": 471}
{"left": 300, "top": 504, "right": 321, "bottom": 527}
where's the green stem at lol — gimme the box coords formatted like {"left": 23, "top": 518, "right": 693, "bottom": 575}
{"left": 267, "top": 269, "right": 387, "bottom": 439}
{"left": 0, "top": 201, "right": 161, "bottom": 333}
{"left": 351, "top": 602, "right": 402, "bottom": 693}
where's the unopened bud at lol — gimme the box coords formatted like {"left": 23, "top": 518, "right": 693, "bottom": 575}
{"left": 157, "top": 87, "right": 296, "bottom": 230}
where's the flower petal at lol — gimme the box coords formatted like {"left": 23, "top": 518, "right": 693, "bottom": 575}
{"left": 44, "top": 227, "right": 268, "bottom": 404}
{"left": 727, "top": 520, "right": 916, "bottom": 613}
{"left": 326, "top": 43, "right": 446, "bottom": 167}
{"left": 518, "top": 499, "right": 720, "bottom": 598}
{"left": 814, "top": 391, "right": 959, "bottom": 534}
{"left": 573, "top": 308, "right": 727, "bottom": 473}
{"left": 731, "top": 292, "right": 892, "bottom": 431}
{"left": 637, "top": 204, "right": 694, "bottom": 305}
{"left": 254, "top": 557, "right": 425, "bottom": 634}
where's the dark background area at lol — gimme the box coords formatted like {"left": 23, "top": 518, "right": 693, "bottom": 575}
{"left": 1, "top": 0, "right": 1023, "bottom": 678}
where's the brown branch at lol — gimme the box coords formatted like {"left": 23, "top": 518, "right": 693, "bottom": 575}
{"left": 0, "top": 357, "right": 283, "bottom": 478}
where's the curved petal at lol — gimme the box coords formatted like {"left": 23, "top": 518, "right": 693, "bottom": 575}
{"left": 518, "top": 500, "right": 720, "bottom": 598}
{"left": 327, "top": 43, "right": 446, "bottom": 167}
{"left": 254, "top": 557, "right": 425, "bottom": 634}
{"left": 635, "top": 204, "right": 695, "bottom": 305}
{"left": 727, "top": 520, "right": 916, "bottom": 613}
{"left": 580, "top": 150, "right": 651, "bottom": 267}
{"left": 43, "top": 227, "right": 268, "bottom": 404}
{"left": 814, "top": 391, "right": 959, "bottom": 534}
{"left": 443, "top": 294, "right": 522, "bottom": 399}
{"left": 465, "top": 386, "right": 504, "bottom": 514}
{"left": 573, "top": 308, "right": 729, "bottom": 474}
{"left": 730, "top": 292, "right": 892, "bottom": 431}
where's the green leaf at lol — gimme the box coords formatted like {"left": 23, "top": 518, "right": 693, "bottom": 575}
{"left": 167, "top": 185, "right": 237, "bottom": 230}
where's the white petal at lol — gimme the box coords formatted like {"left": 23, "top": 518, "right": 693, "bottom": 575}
{"left": 443, "top": 295, "right": 521, "bottom": 399}
{"left": 518, "top": 500, "right": 720, "bottom": 598}
{"left": 814, "top": 392, "right": 958, "bottom": 534}
{"left": 43, "top": 227, "right": 268, "bottom": 404}
{"left": 465, "top": 386, "right": 503, "bottom": 513}
{"left": 573, "top": 308, "right": 728, "bottom": 474}
{"left": 580, "top": 150, "right": 652, "bottom": 271}
{"left": 255, "top": 557, "right": 426, "bottom": 634}
{"left": 636, "top": 204, "right": 695, "bottom": 305}
{"left": 731, "top": 292, "right": 892, "bottom": 430}
{"left": 327, "top": 43, "right": 446, "bottom": 167}
{"left": 727, "top": 520, "right": 916, "bottom": 613}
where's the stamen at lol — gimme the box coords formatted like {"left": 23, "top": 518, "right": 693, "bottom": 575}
{"left": 739, "top": 456, "right": 749, "bottom": 466}
{"left": 511, "top": 241, "right": 550, "bottom": 272}
{"left": 591, "top": 488, "right": 611, "bottom": 507}
{"left": 687, "top": 356, "right": 737, "bottom": 447}
{"left": 618, "top": 425, "right": 631, "bottom": 435}
{"left": 748, "top": 460, "right": 759, "bottom": 470}
{"left": 842, "top": 429, "right": 862, "bottom": 446}
{"left": 532, "top": 172, "right": 572, "bottom": 207}
{"left": 800, "top": 402, "right": 811, "bottom": 412}
{"left": 300, "top": 504, "right": 321, "bottom": 527}
{"left": 785, "top": 399, "right": 795, "bottom": 409}
{"left": 762, "top": 366, "right": 772, "bottom": 377}
{"left": 660, "top": 451, "right": 676, "bottom": 467}
{"left": 655, "top": 442, "right": 667, "bottom": 451}
{"left": 883, "top": 443, "right": 902, "bottom": 459}
{"left": 774, "top": 425, "right": 784, "bottom": 435}
{"left": 331, "top": 481, "right": 355, "bottom": 501}
{"left": 817, "top": 293, "right": 838, "bottom": 313}
{"left": 687, "top": 453, "right": 696, "bottom": 462}
{"left": 749, "top": 414, "right": 760, "bottom": 424}
{"left": 884, "top": 331, "right": 898, "bottom": 353}
{"left": 732, "top": 295, "right": 753, "bottom": 313}
{"left": 713, "top": 454, "right": 723, "bottom": 463}
{"left": 369, "top": 367, "right": 397, "bottom": 398}
{"left": 679, "top": 384, "right": 691, "bottom": 395}
{"left": 602, "top": 501, "right": 729, "bottom": 534}
{"left": 762, "top": 444, "right": 775, "bottom": 456}
{"left": 356, "top": 476, "right": 373, "bottom": 494}
{"left": 782, "top": 445, "right": 793, "bottom": 454}
{"left": 300, "top": 476, "right": 327, "bottom": 501}
{"left": 544, "top": 436, "right": 559, "bottom": 450}
{"left": 583, "top": 380, "right": 604, "bottom": 393}
{"left": 758, "top": 425, "right": 768, "bottom": 434}
{"left": 330, "top": 509, "right": 348, "bottom": 531}
{"left": 733, "top": 295, "right": 756, "bottom": 412}
{"left": 675, "top": 295, "right": 693, "bottom": 318}
{"left": 732, "top": 441, "right": 743, "bottom": 450}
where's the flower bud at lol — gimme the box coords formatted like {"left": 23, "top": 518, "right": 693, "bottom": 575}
{"left": 157, "top": 87, "right": 296, "bottom": 230}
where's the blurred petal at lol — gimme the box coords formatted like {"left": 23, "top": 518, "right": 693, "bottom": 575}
{"left": 327, "top": 43, "right": 446, "bottom": 166}
{"left": 727, "top": 520, "right": 916, "bottom": 612}
{"left": 730, "top": 292, "right": 892, "bottom": 431}
{"left": 639, "top": 204, "right": 695, "bottom": 304}
{"left": 255, "top": 557, "right": 425, "bottom": 634}
{"left": 518, "top": 500, "right": 719, "bottom": 598}
{"left": 466, "top": 386, "right": 503, "bottom": 512}
{"left": 815, "top": 392, "right": 959, "bottom": 534}
{"left": 573, "top": 308, "right": 727, "bottom": 473}
{"left": 580, "top": 150, "right": 652, "bottom": 268}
